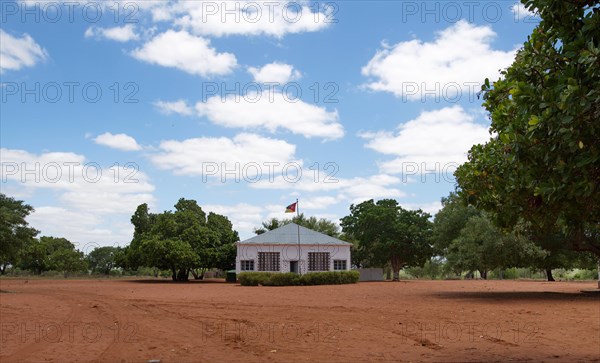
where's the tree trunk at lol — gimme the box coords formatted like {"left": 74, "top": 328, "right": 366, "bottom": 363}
{"left": 390, "top": 256, "right": 402, "bottom": 282}
{"left": 154, "top": 268, "right": 158, "bottom": 278}
{"left": 171, "top": 268, "right": 177, "bottom": 281}
{"left": 479, "top": 270, "right": 487, "bottom": 279}
{"left": 597, "top": 259, "right": 600, "bottom": 289}
{"left": 177, "top": 268, "right": 189, "bottom": 281}
{"left": 546, "top": 269, "right": 555, "bottom": 282}
{"left": 190, "top": 269, "right": 199, "bottom": 279}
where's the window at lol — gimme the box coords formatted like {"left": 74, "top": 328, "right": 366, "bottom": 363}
{"left": 240, "top": 260, "right": 254, "bottom": 271}
{"left": 258, "top": 252, "right": 280, "bottom": 271}
{"left": 333, "top": 260, "right": 347, "bottom": 271}
{"left": 308, "top": 252, "right": 330, "bottom": 271}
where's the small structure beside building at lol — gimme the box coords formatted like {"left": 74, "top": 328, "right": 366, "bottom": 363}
{"left": 358, "top": 268, "right": 384, "bottom": 282}
{"left": 235, "top": 223, "right": 352, "bottom": 275}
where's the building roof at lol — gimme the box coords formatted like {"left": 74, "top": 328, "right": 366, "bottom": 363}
{"left": 238, "top": 223, "right": 352, "bottom": 246}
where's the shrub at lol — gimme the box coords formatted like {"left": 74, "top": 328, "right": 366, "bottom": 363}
{"left": 238, "top": 271, "right": 360, "bottom": 286}
{"left": 238, "top": 272, "right": 273, "bottom": 286}
{"left": 268, "top": 273, "right": 301, "bottom": 286}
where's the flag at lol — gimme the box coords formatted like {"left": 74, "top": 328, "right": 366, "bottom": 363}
{"left": 285, "top": 202, "right": 297, "bottom": 213}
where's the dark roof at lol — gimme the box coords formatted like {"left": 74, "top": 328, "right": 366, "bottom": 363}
{"left": 238, "top": 223, "right": 351, "bottom": 246}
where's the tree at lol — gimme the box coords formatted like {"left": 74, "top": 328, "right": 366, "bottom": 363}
{"left": 20, "top": 236, "right": 87, "bottom": 276}
{"left": 432, "top": 193, "right": 578, "bottom": 281}
{"left": 0, "top": 194, "right": 38, "bottom": 274}
{"left": 432, "top": 192, "right": 480, "bottom": 256}
{"left": 254, "top": 214, "right": 340, "bottom": 237}
{"left": 445, "top": 215, "right": 528, "bottom": 279}
{"left": 124, "top": 199, "right": 238, "bottom": 281}
{"left": 340, "top": 199, "right": 433, "bottom": 281}
{"left": 87, "top": 246, "right": 119, "bottom": 275}
{"left": 455, "top": 0, "right": 600, "bottom": 259}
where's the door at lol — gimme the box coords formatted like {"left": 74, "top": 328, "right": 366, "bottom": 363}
{"left": 290, "top": 260, "right": 299, "bottom": 274}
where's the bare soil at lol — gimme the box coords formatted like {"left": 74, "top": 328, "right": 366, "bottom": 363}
{"left": 1, "top": 278, "right": 599, "bottom": 362}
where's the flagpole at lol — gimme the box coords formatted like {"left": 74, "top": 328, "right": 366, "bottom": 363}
{"left": 296, "top": 198, "right": 301, "bottom": 275}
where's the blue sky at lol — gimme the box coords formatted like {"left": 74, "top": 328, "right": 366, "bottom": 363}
{"left": 0, "top": 0, "right": 539, "bottom": 248}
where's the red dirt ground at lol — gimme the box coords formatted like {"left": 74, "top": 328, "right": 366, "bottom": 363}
{"left": 1, "top": 278, "right": 599, "bottom": 362}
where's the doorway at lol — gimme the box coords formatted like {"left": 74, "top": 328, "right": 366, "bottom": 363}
{"left": 290, "top": 260, "right": 299, "bottom": 274}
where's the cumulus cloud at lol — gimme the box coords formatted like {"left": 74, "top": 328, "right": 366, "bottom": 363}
{"left": 154, "top": 100, "right": 194, "bottom": 116}
{"left": 252, "top": 172, "right": 405, "bottom": 204}
{"left": 0, "top": 29, "right": 47, "bottom": 72}
{"left": 170, "top": 1, "right": 332, "bottom": 38}
{"left": 131, "top": 30, "right": 237, "bottom": 77}
{"left": 511, "top": 2, "right": 539, "bottom": 21}
{"left": 149, "top": 133, "right": 299, "bottom": 179}
{"left": 93, "top": 132, "right": 142, "bottom": 151}
{"left": 195, "top": 91, "right": 343, "bottom": 139}
{"left": 84, "top": 24, "right": 140, "bottom": 42}
{"left": 360, "top": 106, "right": 491, "bottom": 174}
{"left": 362, "top": 21, "right": 517, "bottom": 101}
{"left": 2, "top": 148, "right": 155, "bottom": 245}
{"left": 248, "top": 62, "right": 301, "bottom": 84}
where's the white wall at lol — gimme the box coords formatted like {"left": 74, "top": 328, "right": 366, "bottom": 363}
{"left": 236, "top": 244, "right": 351, "bottom": 274}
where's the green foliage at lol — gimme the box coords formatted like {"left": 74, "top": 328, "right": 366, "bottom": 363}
{"left": 455, "top": 0, "right": 600, "bottom": 257}
{"left": 405, "top": 258, "right": 445, "bottom": 279}
{"left": 432, "top": 193, "right": 480, "bottom": 255}
{"left": 238, "top": 271, "right": 360, "bottom": 286}
{"left": 20, "top": 236, "right": 87, "bottom": 276}
{"left": 254, "top": 214, "right": 340, "bottom": 237}
{"left": 86, "top": 246, "right": 120, "bottom": 275}
{"left": 0, "top": 194, "right": 39, "bottom": 274}
{"left": 124, "top": 199, "right": 238, "bottom": 281}
{"left": 340, "top": 199, "right": 433, "bottom": 281}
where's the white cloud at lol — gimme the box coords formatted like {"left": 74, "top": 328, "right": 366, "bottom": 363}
{"left": 154, "top": 100, "right": 194, "bottom": 116}
{"left": 195, "top": 91, "right": 343, "bottom": 139}
{"left": 150, "top": 133, "right": 299, "bottom": 178}
{"left": 2, "top": 148, "right": 155, "bottom": 245}
{"left": 131, "top": 30, "right": 237, "bottom": 77}
{"left": 203, "top": 203, "right": 265, "bottom": 238}
{"left": 170, "top": 1, "right": 332, "bottom": 38}
{"left": 252, "top": 172, "right": 405, "bottom": 204}
{"left": 84, "top": 25, "right": 140, "bottom": 42}
{"left": 511, "top": 2, "right": 538, "bottom": 21}
{"left": 362, "top": 20, "right": 517, "bottom": 100}
{"left": 0, "top": 148, "right": 155, "bottom": 207}
{"left": 0, "top": 29, "right": 47, "bottom": 72}
{"left": 93, "top": 132, "right": 142, "bottom": 151}
{"left": 301, "top": 196, "right": 341, "bottom": 210}
{"left": 248, "top": 62, "right": 301, "bottom": 84}
{"left": 401, "top": 201, "right": 443, "bottom": 216}
{"left": 27, "top": 207, "right": 134, "bottom": 247}
{"left": 360, "top": 106, "right": 490, "bottom": 174}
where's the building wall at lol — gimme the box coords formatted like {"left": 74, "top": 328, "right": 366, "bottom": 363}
{"left": 236, "top": 244, "right": 351, "bottom": 274}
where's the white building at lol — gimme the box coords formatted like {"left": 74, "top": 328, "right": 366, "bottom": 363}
{"left": 235, "top": 223, "right": 352, "bottom": 274}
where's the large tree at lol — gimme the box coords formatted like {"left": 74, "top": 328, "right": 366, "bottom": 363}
{"left": 455, "top": 1, "right": 600, "bottom": 259}
{"left": 20, "top": 236, "right": 87, "bottom": 276}
{"left": 340, "top": 199, "right": 433, "bottom": 281}
{"left": 0, "top": 194, "right": 38, "bottom": 274}
{"left": 87, "top": 246, "right": 120, "bottom": 275}
{"left": 124, "top": 199, "right": 238, "bottom": 281}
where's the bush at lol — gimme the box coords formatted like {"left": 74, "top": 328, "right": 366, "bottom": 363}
{"left": 238, "top": 271, "right": 360, "bottom": 286}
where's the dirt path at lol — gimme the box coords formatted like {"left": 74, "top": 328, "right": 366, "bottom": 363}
{"left": 1, "top": 279, "right": 598, "bottom": 362}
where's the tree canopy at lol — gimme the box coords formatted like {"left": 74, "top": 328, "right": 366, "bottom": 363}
{"left": 340, "top": 199, "right": 433, "bottom": 281}
{"left": 123, "top": 199, "right": 239, "bottom": 281}
{"left": 455, "top": 0, "right": 600, "bottom": 257}
{"left": 0, "top": 193, "right": 38, "bottom": 274}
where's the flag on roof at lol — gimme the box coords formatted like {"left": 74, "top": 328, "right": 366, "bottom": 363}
{"left": 285, "top": 202, "right": 297, "bottom": 213}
